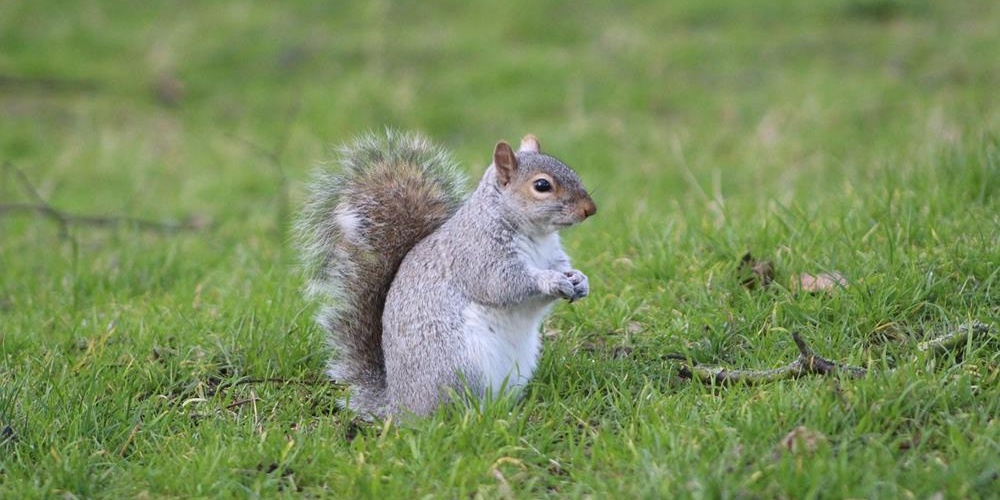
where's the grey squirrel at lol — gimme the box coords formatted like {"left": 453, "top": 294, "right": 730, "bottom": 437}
{"left": 296, "top": 130, "right": 596, "bottom": 418}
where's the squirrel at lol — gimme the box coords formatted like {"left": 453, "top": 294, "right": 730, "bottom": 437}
{"left": 295, "top": 130, "right": 596, "bottom": 418}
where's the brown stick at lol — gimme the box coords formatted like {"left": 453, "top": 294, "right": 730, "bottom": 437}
{"left": 678, "top": 332, "right": 867, "bottom": 385}
{"left": 680, "top": 321, "right": 994, "bottom": 385}
{"left": 228, "top": 101, "right": 299, "bottom": 239}
{"left": 1, "top": 162, "right": 209, "bottom": 233}
{"left": 916, "top": 321, "right": 993, "bottom": 353}
{"left": 0, "top": 202, "right": 206, "bottom": 232}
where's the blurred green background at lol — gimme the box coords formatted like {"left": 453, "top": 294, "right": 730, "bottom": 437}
{"left": 3, "top": 0, "right": 995, "bottom": 225}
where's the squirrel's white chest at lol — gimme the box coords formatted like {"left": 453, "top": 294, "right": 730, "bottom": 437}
{"left": 461, "top": 303, "right": 549, "bottom": 394}
{"left": 516, "top": 231, "right": 564, "bottom": 269}
{"left": 461, "top": 232, "right": 564, "bottom": 395}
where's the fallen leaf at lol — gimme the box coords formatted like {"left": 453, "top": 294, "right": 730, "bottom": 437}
{"left": 738, "top": 252, "right": 775, "bottom": 290}
{"left": 773, "top": 426, "right": 827, "bottom": 458}
{"left": 154, "top": 73, "right": 186, "bottom": 106}
{"left": 613, "top": 257, "right": 635, "bottom": 269}
{"left": 612, "top": 346, "right": 634, "bottom": 359}
{"left": 792, "top": 271, "right": 848, "bottom": 293}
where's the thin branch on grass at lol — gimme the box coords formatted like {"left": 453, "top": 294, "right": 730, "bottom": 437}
{"left": 678, "top": 332, "right": 867, "bottom": 385}
{"left": 0, "top": 74, "right": 101, "bottom": 93}
{"left": 228, "top": 101, "right": 300, "bottom": 238}
{"left": 182, "top": 377, "right": 336, "bottom": 423}
{"left": 916, "top": 320, "right": 993, "bottom": 353}
{"left": 202, "top": 376, "right": 333, "bottom": 398}
{"left": 678, "top": 321, "right": 994, "bottom": 385}
{"left": 1, "top": 162, "right": 208, "bottom": 234}
{"left": 225, "top": 397, "right": 259, "bottom": 410}
{"left": 0, "top": 202, "right": 206, "bottom": 232}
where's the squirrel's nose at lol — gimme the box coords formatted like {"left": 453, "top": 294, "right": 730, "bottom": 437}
{"left": 580, "top": 199, "right": 597, "bottom": 219}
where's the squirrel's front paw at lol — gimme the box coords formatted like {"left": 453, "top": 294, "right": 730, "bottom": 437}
{"left": 537, "top": 270, "right": 575, "bottom": 301}
{"left": 564, "top": 270, "right": 589, "bottom": 301}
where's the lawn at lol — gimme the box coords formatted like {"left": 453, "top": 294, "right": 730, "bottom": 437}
{"left": 1, "top": 0, "right": 998, "bottom": 497}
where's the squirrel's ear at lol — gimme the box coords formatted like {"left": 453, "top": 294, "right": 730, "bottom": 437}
{"left": 519, "top": 134, "right": 541, "bottom": 153}
{"left": 493, "top": 141, "right": 517, "bottom": 187}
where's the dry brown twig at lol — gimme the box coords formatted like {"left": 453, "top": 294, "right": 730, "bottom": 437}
{"left": 1, "top": 162, "right": 209, "bottom": 234}
{"left": 678, "top": 321, "right": 994, "bottom": 385}
{"left": 678, "top": 332, "right": 867, "bottom": 385}
{"left": 916, "top": 320, "right": 993, "bottom": 353}
{"left": 228, "top": 101, "right": 300, "bottom": 239}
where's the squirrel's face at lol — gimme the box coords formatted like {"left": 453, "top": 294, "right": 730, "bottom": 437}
{"left": 493, "top": 137, "right": 596, "bottom": 235}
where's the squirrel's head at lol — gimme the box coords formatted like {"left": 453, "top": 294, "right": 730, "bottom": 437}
{"left": 492, "top": 135, "right": 596, "bottom": 235}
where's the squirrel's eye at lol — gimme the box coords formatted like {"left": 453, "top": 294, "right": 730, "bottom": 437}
{"left": 533, "top": 178, "right": 552, "bottom": 193}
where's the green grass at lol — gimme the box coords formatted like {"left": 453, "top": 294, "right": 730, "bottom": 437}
{"left": 2, "top": 0, "right": 998, "bottom": 497}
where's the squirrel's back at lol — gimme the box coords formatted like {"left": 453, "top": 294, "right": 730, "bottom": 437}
{"left": 295, "top": 130, "right": 466, "bottom": 416}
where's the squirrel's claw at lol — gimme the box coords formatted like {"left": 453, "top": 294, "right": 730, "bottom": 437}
{"left": 564, "top": 270, "right": 589, "bottom": 302}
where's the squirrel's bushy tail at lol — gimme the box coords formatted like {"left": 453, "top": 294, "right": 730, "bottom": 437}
{"left": 295, "top": 130, "right": 466, "bottom": 416}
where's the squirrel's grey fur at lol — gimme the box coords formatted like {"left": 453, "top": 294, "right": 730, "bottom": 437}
{"left": 296, "top": 130, "right": 595, "bottom": 418}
